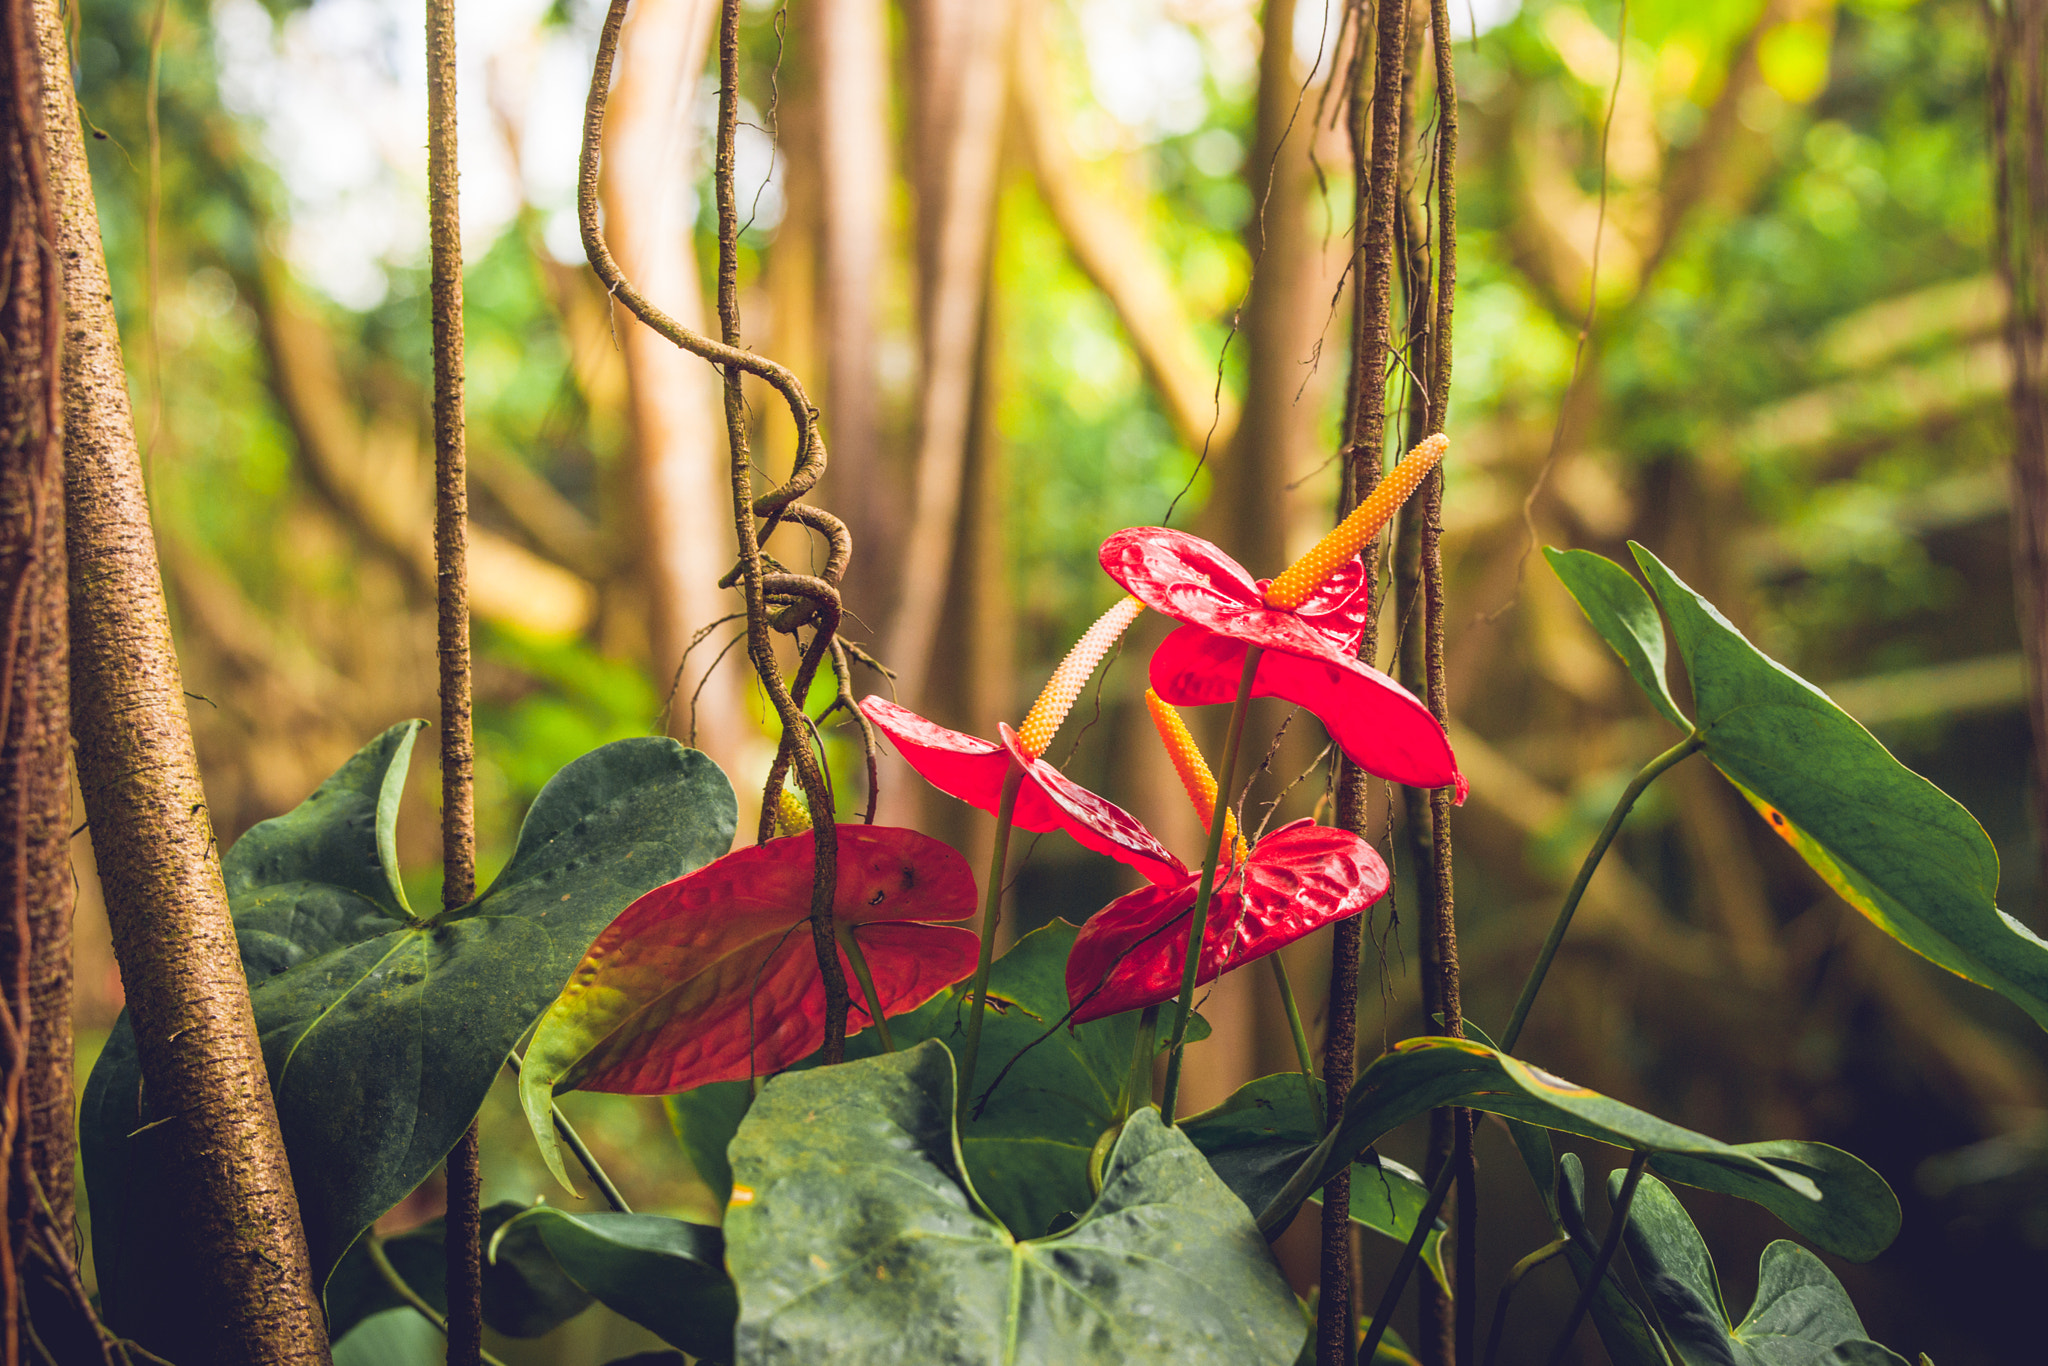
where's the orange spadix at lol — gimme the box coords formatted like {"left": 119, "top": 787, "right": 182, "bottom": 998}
{"left": 1262, "top": 432, "right": 1448, "bottom": 610}
{"left": 1144, "top": 689, "right": 1248, "bottom": 864}
{"left": 1016, "top": 596, "right": 1144, "bottom": 758}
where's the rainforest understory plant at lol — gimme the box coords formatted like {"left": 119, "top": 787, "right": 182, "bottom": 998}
{"left": 11, "top": 0, "right": 2045, "bottom": 1364}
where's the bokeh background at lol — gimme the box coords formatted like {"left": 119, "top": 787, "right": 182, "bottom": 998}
{"left": 59, "top": 0, "right": 2048, "bottom": 1359}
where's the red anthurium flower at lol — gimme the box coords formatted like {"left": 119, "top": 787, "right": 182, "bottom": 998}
{"left": 523, "top": 825, "right": 979, "bottom": 1102}
{"left": 1064, "top": 692, "right": 1390, "bottom": 1022}
{"left": 1066, "top": 819, "right": 1388, "bottom": 1023}
{"left": 858, "top": 595, "right": 1188, "bottom": 888}
{"left": 1099, "top": 434, "right": 1467, "bottom": 801}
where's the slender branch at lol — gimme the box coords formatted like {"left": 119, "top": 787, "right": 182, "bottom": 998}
{"left": 580, "top": 0, "right": 824, "bottom": 519}
{"left": 364, "top": 1239, "right": 510, "bottom": 1366}
{"left": 1500, "top": 733, "right": 1703, "bottom": 1053}
{"left": 1544, "top": 1152, "right": 1649, "bottom": 1366}
{"left": 1481, "top": 1237, "right": 1569, "bottom": 1366}
{"left": 958, "top": 766, "right": 1024, "bottom": 1116}
{"left": 425, "top": 0, "right": 481, "bottom": 1357}
{"left": 1161, "top": 645, "right": 1261, "bottom": 1123}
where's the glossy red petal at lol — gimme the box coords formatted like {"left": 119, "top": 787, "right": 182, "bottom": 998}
{"left": 1065, "top": 823, "right": 1389, "bottom": 1022}
{"left": 859, "top": 697, "right": 1014, "bottom": 812}
{"left": 534, "top": 825, "right": 979, "bottom": 1095}
{"left": 999, "top": 725, "right": 1187, "bottom": 888}
{"left": 1285, "top": 554, "right": 1370, "bottom": 653}
{"left": 1101, "top": 527, "right": 1359, "bottom": 659}
{"left": 1149, "top": 625, "right": 1467, "bottom": 802}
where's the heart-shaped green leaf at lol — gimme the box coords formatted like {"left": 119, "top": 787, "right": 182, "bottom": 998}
{"left": 1648, "top": 1140, "right": 1898, "bottom": 1263}
{"left": 491, "top": 1208, "right": 735, "bottom": 1363}
{"left": 723, "top": 1039, "right": 1305, "bottom": 1364}
{"left": 82, "top": 725, "right": 737, "bottom": 1337}
{"left": 1622, "top": 543, "right": 2048, "bottom": 1031}
{"left": 324, "top": 1201, "right": 594, "bottom": 1343}
{"left": 1181, "top": 1073, "right": 1447, "bottom": 1283}
{"left": 1615, "top": 1171, "right": 1910, "bottom": 1365}
{"left": 1545, "top": 546, "right": 1691, "bottom": 731}
{"left": 658, "top": 919, "right": 1206, "bottom": 1239}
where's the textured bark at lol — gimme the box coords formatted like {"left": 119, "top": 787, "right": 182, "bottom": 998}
{"left": 1, "top": 1, "right": 67, "bottom": 1358}
{"left": 33, "top": 0, "right": 330, "bottom": 1360}
{"left": 1988, "top": 0, "right": 2048, "bottom": 910}
{"left": 426, "top": 0, "right": 482, "bottom": 1359}
{"left": 884, "top": 0, "right": 1015, "bottom": 711}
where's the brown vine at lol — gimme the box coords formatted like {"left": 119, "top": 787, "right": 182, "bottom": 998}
{"left": 580, "top": 0, "right": 865, "bottom": 1057}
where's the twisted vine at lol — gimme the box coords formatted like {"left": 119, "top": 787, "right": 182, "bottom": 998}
{"left": 580, "top": 0, "right": 879, "bottom": 1059}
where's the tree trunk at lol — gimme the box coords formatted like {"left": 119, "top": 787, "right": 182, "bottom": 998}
{"left": 810, "top": 0, "right": 896, "bottom": 624}
{"left": 884, "top": 0, "right": 1015, "bottom": 714}
{"left": 1, "top": 1, "right": 68, "bottom": 1359}
{"left": 33, "top": 1, "right": 330, "bottom": 1360}
{"left": 1989, "top": 0, "right": 2048, "bottom": 912}
{"left": 603, "top": 0, "right": 757, "bottom": 790}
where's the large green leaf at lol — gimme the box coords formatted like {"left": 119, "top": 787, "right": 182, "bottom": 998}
{"left": 1545, "top": 546, "right": 1691, "bottom": 731}
{"left": 1626, "top": 543, "right": 2048, "bottom": 1030}
{"left": 325, "top": 1201, "right": 594, "bottom": 1342}
{"left": 1180, "top": 1073, "right": 1447, "bottom": 1284}
{"left": 658, "top": 920, "right": 1203, "bottom": 1239}
{"left": 492, "top": 1208, "right": 736, "bottom": 1363}
{"left": 1616, "top": 1172, "right": 1910, "bottom": 1365}
{"left": 723, "top": 1039, "right": 1305, "bottom": 1364}
{"left": 82, "top": 725, "right": 737, "bottom": 1338}
{"left": 1266, "top": 1037, "right": 1817, "bottom": 1234}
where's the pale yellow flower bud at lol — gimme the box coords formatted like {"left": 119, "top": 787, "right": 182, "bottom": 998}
{"left": 1017, "top": 596, "right": 1144, "bottom": 758}
{"left": 773, "top": 786, "right": 813, "bottom": 836}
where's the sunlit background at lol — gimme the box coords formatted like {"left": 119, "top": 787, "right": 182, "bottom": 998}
{"left": 62, "top": 0, "right": 2046, "bottom": 1360}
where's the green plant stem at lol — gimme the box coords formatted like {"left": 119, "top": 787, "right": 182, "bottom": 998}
{"left": 958, "top": 764, "right": 1025, "bottom": 1117}
{"left": 1545, "top": 1151, "right": 1649, "bottom": 1366}
{"left": 1359, "top": 1162, "right": 1454, "bottom": 1364}
{"left": 1160, "top": 645, "right": 1262, "bottom": 1123}
{"left": 839, "top": 926, "right": 894, "bottom": 1053}
{"left": 364, "top": 1237, "right": 510, "bottom": 1366}
{"left": 503, "top": 1054, "right": 630, "bottom": 1213}
{"left": 1499, "top": 732, "right": 1702, "bottom": 1053}
{"left": 1122, "top": 1004, "right": 1160, "bottom": 1120}
{"left": 1482, "top": 1237, "right": 1570, "bottom": 1366}
{"left": 1266, "top": 953, "right": 1320, "bottom": 1118}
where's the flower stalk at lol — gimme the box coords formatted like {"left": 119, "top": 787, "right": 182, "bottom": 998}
{"left": 958, "top": 764, "right": 1025, "bottom": 1117}
{"left": 837, "top": 926, "right": 895, "bottom": 1054}
{"left": 1159, "top": 644, "right": 1262, "bottom": 1123}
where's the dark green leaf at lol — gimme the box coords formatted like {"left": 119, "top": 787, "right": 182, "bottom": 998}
{"left": 325, "top": 1201, "right": 593, "bottom": 1343}
{"left": 1649, "top": 1141, "right": 1899, "bottom": 1262}
{"left": 1544, "top": 547, "right": 1691, "bottom": 731}
{"left": 1616, "top": 1172, "right": 1910, "bottom": 1365}
{"left": 1629, "top": 543, "right": 2048, "bottom": 1030}
{"left": 724, "top": 1039, "right": 1304, "bottom": 1364}
{"left": 1181, "top": 1073, "right": 1447, "bottom": 1285}
{"left": 662, "top": 1080, "right": 752, "bottom": 1206}
{"left": 493, "top": 1208, "right": 735, "bottom": 1363}
{"left": 83, "top": 726, "right": 738, "bottom": 1334}
{"left": 1269, "top": 1037, "right": 1817, "bottom": 1232}
{"left": 1559, "top": 1154, "right": 1672, "bottom": 1366}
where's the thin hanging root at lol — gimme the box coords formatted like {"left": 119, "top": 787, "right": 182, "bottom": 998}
{"left": 1263, "top": 432, "right": 1447, "bottom": 609}
{"left": 1017, "top": 596, "right": 1144, "bottom": 758}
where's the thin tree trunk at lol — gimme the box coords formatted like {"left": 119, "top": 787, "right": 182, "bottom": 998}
{"left": 1988, "top": 0, "right": 2048, "bottom": 911}
{"left": 1, "top": 1, "right": 67, "bottom": 1359}
{"left": 884, "top": 0, "right": 1015, "bottom": 713}
{"left": 603, "top": 0, "right": 753, "bottom": 784}
{"left": 811, "top": 0, "right": 895, "bottom": 622}
{"left": 426, "top": 0, "right": 482, "bottom": 1360}
{"left": 33, "top": 0, "right": 329, "bottom": 1360}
